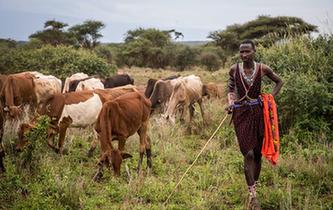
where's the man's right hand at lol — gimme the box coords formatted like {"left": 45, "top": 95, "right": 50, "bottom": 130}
{"left": 225, "top": 105, "right": 233, "bottom": 114}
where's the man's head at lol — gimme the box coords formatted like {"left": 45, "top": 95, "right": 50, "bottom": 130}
{"left": 239, "top": 39, "right": 256, "bottom": 62}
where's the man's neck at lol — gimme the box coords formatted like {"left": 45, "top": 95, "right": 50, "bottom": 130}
{"left": 243, "top": 60, "right": 254, "bottom": 69}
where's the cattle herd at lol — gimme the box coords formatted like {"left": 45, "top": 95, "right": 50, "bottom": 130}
{"left": 0, "top": 71, "right": 223, "bottom": 180}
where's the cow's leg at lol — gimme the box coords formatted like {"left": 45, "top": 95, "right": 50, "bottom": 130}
{"left": 137, "top": 122, "right": 151, "bottom": 173}
{"left": 146, "top": 135, "right": 152, "bottom": 169}
{"left": 87, "top": 128, "right": 99, "bottom": 157}
{"left": 47, "top": 125, "right": 58, "bottom": 152}
{"left": 179, "top": 105, "right": 185, "bottom": 122}
{"left": 93, "top": 153, "right": 107, "bottom": 182}
{"left": 0, "top": 133, "right": 4, "bottom": 174}
{"left": 57, "top": 117, "right": 72, "bottom": 155}
{"left": 197, "top": 98, "right": 206, "bottom": 125}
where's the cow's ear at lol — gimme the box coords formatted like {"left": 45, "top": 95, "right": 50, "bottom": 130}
{"left": 121, "top": 153, "right": 133, "bottom": 159}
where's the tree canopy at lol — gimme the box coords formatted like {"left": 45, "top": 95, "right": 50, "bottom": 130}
{"left": 208, "top": 15, "right": 318, "bottom": 53}
{"left": 29, "top": 19, "right": 105, "bottom": 49}
{"left": 69, "top": 20, "right": 105, "bottom": 49}
{"left": 29, "top": 20, "right": 72, "bottom": 46}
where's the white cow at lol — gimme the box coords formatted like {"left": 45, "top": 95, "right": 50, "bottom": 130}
{"left": 75, "top": 78, "right": 104, "bottom": 92}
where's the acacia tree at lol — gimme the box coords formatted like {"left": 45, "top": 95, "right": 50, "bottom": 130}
{"left": 208, "top": 16, "right": 318, "bottom": 53}
{"left": 69, "top": 20, "right": 105, "bottom": 49}
{"left": 29, "top": 20, "right": 72, "bottom": 46}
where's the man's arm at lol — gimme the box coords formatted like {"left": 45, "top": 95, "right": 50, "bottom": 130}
{"left": 227, "top": 66, "right": 237, "bottom": 106}
{"left": 263, "top": 64, "right": 283, "bottom": 97}
{"left": 226, "top": 65, "right": 237, "bottom": 114}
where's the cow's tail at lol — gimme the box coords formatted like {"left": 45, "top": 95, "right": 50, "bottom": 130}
{"left": 99, "top": 103, "right": 113, "bottom": 152}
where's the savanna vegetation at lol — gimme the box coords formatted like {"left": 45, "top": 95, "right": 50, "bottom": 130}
{"left": 0, "top": 15, "right": 332, "bottom": 209}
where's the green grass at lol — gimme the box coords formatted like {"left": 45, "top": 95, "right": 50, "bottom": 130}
{"left": 0, "top": 67, "right": 332, "bottom": 209}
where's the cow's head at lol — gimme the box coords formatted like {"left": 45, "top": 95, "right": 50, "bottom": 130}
{"left": 4, "top": 105, "right": 23, "bottom": 118}
{"left": 110, "top": 149, "right": 132, "bottom": 176}
{"left": 15, "top": 122, "right": 36, "bottom": 152}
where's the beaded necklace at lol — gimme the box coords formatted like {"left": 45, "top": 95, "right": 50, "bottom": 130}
{"left": 240, "top": 62, "right": 256, "bottom": 86}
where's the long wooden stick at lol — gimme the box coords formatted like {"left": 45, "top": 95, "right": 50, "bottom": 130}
{"left": 163, "top": 114, "right": 229, "bottom": 206}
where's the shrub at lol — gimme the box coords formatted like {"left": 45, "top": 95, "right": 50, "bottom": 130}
{"left": 0, "top": 44, "right": 115, "bottom": 79}
{"left": 199, "top": 52, "right": 221, "bottom": 71}
{"left": 257, "top": 35, "right": 333, "bottom": 142}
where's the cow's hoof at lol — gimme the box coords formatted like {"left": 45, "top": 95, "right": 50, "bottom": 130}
{"left": 92, "top": 172, "right": 103, "bottom": 182}
{"left": 87, "top": 149, "right": 94, "bottom": 158}
{"left": 0, "top": 164, "right": 5, "bottom": 174}
{"left": 54, "top": 148, "right": 60, "bottom": 154}
{"left": 61, "top": 148, "right": 69, "bottom": 155}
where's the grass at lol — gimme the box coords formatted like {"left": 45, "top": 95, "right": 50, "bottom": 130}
{"left": 0, "top": 67, "right": 332, "bottom": 209}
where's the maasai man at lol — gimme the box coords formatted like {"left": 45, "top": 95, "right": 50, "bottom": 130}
{"left": 226, "top": 39, "right": 283, "bottom": 209}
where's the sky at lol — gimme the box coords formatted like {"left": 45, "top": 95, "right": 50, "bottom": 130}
{"left": 0, "top": 0, "right": 332, "bottom": 43}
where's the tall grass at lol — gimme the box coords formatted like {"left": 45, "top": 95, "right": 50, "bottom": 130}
{"left": 0, "top": 53, "right": 332, "bottom": 209}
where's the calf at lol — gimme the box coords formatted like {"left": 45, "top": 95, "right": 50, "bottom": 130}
{"left": 93, "top": 91, "right": 152, "bottom": 180}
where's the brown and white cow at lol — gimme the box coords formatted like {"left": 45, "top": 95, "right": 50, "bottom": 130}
{"left": 62, "top": 72, "right": 89, "bottom": 93}
{"left": 164, "top": 75, "right": 205, "bottom": 125}
{"left": 29, "top": 72, "right": 62, "bottom": 106}
{"left": 93, "top": 91, "right": 152, "bottom": 180}
{"left": 34, "top": 86, "right": 137, "bottom": 155}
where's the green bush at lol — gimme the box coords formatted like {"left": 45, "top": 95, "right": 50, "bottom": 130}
{"left": 0, "top": 44, "right": 115, "bottom": 79}
{"left": 199, "top": 52, "right": 221, "bottom": 71}
{"left": 257, "top": 35, "right": 333, "bottom": 142}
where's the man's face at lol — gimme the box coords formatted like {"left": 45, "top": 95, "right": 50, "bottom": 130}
{"left": 239, "top": 43, "right": 255, "bottom": 62}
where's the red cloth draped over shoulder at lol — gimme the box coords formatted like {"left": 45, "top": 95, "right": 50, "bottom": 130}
{"left": 261, "top": 94, "right": 280, "bottom": 165}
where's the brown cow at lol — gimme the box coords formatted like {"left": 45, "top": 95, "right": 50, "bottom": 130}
{"left": 93, "top": 91, "right": 152, "bottom": 180}
{"left": 23, "top": 86, "right": 138, "bottom": 155}
{"left": 1, "top": 72, "right": 37, "bottom": 118}
{"left": 202, "top": 82, "right": 224, "bottom": 99}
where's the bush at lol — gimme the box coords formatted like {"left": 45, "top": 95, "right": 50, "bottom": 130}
{"left": 199, "top": 52, "right": 221, "bottom": 71}
{"left": 0, "top": 44, "right": 115, "bottom": 79}
{"left": 257, "top": 35, "right": 333, "bottom": 142}
{"left": 173, "top": 46, "right": 198, "bottom": 71}
{"left": 17, "top": 116, "right": 49, "bottom": 174}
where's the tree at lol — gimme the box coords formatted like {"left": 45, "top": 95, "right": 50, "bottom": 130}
{"left": 29, "top": 20, "right": 72, "bottom": 46}
{"left": 121, "top": 28, "right": 176, "bottom": 68}
{"left": 69, "top": 20, "right": 105, "bottom": 49}
{"left": 208, "top": 16, "right": 318, "bottom": 53}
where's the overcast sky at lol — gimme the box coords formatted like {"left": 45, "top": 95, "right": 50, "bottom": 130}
{"left": 0, "top": 0, "right": 332, "bottom": 42}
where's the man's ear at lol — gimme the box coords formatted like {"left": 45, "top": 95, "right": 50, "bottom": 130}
{"left": 121, "top": 152, "right": 133, "bottom": 159}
